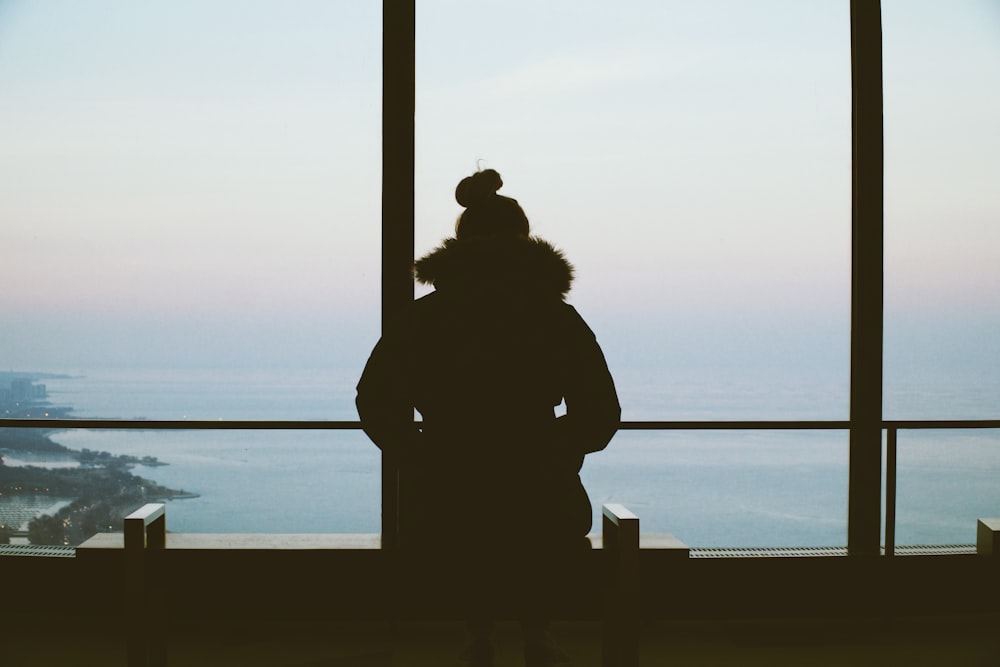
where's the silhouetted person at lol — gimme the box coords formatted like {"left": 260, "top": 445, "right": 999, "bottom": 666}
{"left": 357, "top": 169, "right": 620, "bottom": 666}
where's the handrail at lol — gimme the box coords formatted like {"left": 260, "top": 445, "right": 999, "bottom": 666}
{"left": 0, "top": 418, "right": 361, "bottom": 429}
{"left": 4, "top": 418, "right": 1000, "bottom": 430}
{"left": 4, "top": 416, "right": 998, "bottom": 557}
{"left": 621, "top": 420, "right": 850, "bottom": 430}
{"left": 882, "top": 420, "right": 1000, "bottom": 429}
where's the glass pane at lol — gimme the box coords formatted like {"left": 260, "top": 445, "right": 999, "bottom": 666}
{"left": 2, "top": 371, "right": 379, "bottom": 545}
{"left": 894, "top": 430, "right": 1000, "bottom": 546}
{"left": 583, "top": 430, "right": 848, "bottom": 548}
{"left": 1, "top": 426, "right": 378, "bottom": 545}
{"left": 0, "top": 1, "right": 381, "bottom": 383}
{"left": 416, "top": 1, "right": 850, "bottom": 547}
{"left": 0, "top": 2, "right": 381, "bottom": 540}
{"left": 416, "top": 0, "right": 851, "bottom": 422}
{"left": 883, "top": 1, "right": 1000, "bottom": 545}
{"left": 883, "top": 0, "right": 1000, "bottom": 420}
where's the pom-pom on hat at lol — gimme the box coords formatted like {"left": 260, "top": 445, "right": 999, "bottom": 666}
{"left": 454, "top": 169, "right": 530, "bottom": 240}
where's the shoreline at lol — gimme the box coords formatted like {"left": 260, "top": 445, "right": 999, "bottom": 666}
{"left": 1, "top": 377, "right": 198, "bottom": 545}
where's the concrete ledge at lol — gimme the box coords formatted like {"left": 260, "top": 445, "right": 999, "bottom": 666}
{"left": 588, "top": 532, "right": 689, "bottom": 558}
{"left": 8, "top": 541, "right": 999, "bottom": 622}
{"left": 78, "top": 532, "right": 382, "bottom": 551}
{"left": 81, "top": 532, "right": 686, "bottom": 554}
{"left": 73, "top": 530, "right": 689, "bottom": 623}
{"left": 977, "top": 518, "right": 1000, "bottom": 556}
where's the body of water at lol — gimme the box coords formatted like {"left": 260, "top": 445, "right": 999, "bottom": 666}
{"left": 16, "top": 364, "right": 999, "bottom": 547}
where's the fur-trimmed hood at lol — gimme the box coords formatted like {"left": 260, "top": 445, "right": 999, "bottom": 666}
{"left": 414, "top": 235, "right": 574, "bottom": 299}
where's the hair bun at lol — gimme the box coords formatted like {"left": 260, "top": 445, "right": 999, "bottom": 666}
{"left": 455, "top": 169, "right": 504, "bottom": 208}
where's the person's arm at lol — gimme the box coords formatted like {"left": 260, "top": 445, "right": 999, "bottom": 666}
{"left": 554, "top": 305, "right": 621, "bottom": 460}
{"left": 355, "top": 328, "right": 422, "bottom": 463}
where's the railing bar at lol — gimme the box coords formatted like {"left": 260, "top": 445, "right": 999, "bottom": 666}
{"left": 3, "top": 419, "right": 1000, "bottom": 431}
{"left": 884, "top": 427, "right": 897, "bottom": 557}
{"left": 882, "top": 420, "right": 1000, "bottom": 430}
{"left": 0, "top": 419, "right": 363, "bottom": 430}
{"left": 620, "top": 421, "right": 852, "bottom": 430}
{"left": 2, "top": 419, "right": 852, "bottom": 430}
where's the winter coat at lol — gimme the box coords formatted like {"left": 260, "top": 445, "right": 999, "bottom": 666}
{"left": 356, "top": 235, "right": 620, "bottom": 551}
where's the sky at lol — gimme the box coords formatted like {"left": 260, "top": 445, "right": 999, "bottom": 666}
{"left": 1, "top": 1, "right": 998, "bottom": 396}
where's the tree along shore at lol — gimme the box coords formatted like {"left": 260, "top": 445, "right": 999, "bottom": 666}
{"left": 0, "top": 425, "right": 196, "bottom": 546}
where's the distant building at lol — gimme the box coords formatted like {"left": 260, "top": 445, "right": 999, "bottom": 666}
{"left": 7, "top": 379, "right": 45, "bottom": 402}
{"left": 10, "top": 379, "right": 32, "bottom": 402}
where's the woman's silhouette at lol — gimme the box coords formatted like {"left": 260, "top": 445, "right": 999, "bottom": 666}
{"left": 357, "top": 169, "right": 620, "bottom": 666}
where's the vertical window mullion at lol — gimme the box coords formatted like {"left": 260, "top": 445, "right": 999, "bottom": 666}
{"left": 848, "top": 0, "right": 885, "bottom": 557}
{"left": 381, "top": 0, "right": 415, "bottom": 549}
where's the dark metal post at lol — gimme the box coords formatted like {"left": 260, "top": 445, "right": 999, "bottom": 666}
{"left": 125, "top": 504, "right": 167, "bottom": 667}
{"left": 848, "top": 0, "right": 885, "bottom": 557}
{"left": 884, "top": 427, "right": 897, "bottom": 556}
{"left": 381, "top": 0, "right": 415, "bottom": 550}
{"left": 602, "top": 504, "right": 640, "bottom": 667}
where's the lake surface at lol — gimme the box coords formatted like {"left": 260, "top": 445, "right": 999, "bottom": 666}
{"left": 26, "top": 363, "right": 1000, "bottom": 547}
